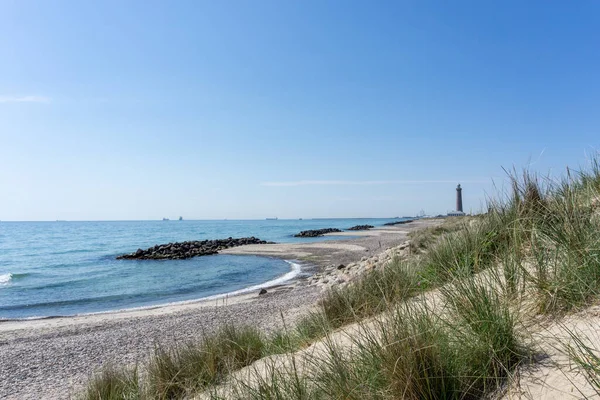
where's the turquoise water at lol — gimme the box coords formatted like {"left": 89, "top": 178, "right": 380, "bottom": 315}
{"left": 0, "top": 218, "right": 407, "bottom": 319}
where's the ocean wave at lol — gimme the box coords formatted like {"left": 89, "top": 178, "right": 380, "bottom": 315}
{"left": 0, "top": 273, "right": 12, "bottom": 285}
{"left": 48, "top": 249, "right": 93, "bottom": 256}
{"left": 11, "top": 272, "right": 31, "bottom": 279}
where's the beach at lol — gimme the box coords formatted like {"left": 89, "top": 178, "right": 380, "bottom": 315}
{"left": 0, "top": 219, "right": 440, "bottom": 399}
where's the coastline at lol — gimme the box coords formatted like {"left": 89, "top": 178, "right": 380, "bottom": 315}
{"left": 0, "top": 219, "right": 441, "bottom": 399}
{"left": 0, "top": 260, "right": 303, "bottom": 325}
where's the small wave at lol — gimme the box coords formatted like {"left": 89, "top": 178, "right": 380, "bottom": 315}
{"left": 10, "top": 272, "right": 31, "bottom": 279}
{"left": 48, "top": 249, "right": 93, "bottom": 256}
{"left": 0, "top": 273, "right": 12, "bottom": 285}
{"left": 0, "top": 272, "right": 33, "bottom": 287}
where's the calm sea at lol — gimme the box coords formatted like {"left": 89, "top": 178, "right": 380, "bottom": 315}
{"left": 0, "top": 218, "right": 407, "bottom": 319}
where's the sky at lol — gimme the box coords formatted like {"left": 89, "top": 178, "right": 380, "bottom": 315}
{"left": 0, "top": 0, "right": 599, "bottom": 221}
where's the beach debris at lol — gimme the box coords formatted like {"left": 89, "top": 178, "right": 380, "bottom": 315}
{"left": 294, "top": 228, "right": 342, "bottom": 237}
{"left": 116, "top": 237, "right": 273, "bottom": 260}
{"left": 258, "top": 288, "right": 268, "bottom": 295}
{"left": 347, "top": 225, "right": 374, "bottom": 230}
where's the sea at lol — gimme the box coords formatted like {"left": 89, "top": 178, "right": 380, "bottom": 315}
{"left": 0, "top": 218, "right": 408, "bottom": 320}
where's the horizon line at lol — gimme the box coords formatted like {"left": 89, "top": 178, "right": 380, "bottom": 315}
{"left": 260, "top": 179, "right": 490, "bottom": 187}
{"left": 0, "top": 216, "right": 430, "bottom": 223}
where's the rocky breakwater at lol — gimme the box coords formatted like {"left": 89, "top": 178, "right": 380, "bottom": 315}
{"left": 294, "top": 228, "right": 342, "bottom": 238}
{"left": 383, "top": 219, "right": 414, "bottom": 226}
{"left": 117, "top": 237, "right": 271, "bottom": 260}
{"left": 347, "top": 225, "right": 375, "bottom": 231}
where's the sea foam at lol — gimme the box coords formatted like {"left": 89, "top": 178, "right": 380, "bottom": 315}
{"left": 0, "top": 273, "right": 12, "bottom": 285}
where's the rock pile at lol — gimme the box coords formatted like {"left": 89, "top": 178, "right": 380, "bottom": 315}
{"left": 307, "top": 240, "right": 411, "bottom": 289}
{"left": 383, "top": 219, "right": 414, "bottom": 226}
{"left": 294, "top": 228, "right": 343, "bottom": 237}
{"left": 117, "top": 237, "right": 271, "bottom": 260}
{"left": 347, "top": 225, "right": 374, "bottom": 231}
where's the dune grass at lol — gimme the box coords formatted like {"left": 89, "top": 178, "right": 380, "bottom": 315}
{"left": 83, "top": 364, "right": 140, "bottom": 400}
{"left": 82, "top": 325, "right": 279, "bottom": 400}
{"left": 565, "top": 328, "right": 600, "bottom": 396}
{"left": 146, "top": 325, "right": 267, "bottom": 399}
{"left": 223, "top": 275, "right": 527, "bottom": 400}
{"left": 407, "top": 216, "right": 469, "bottom": 253}
{"left": 318, "top": 257, "right": 421, "bottom": 328}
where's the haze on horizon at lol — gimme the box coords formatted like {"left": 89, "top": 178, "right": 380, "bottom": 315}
{"left": 1, "top": 1, "right": 598, "bottom": 221}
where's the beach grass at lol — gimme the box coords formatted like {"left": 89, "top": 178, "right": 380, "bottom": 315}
{"left": 407, "top": 216, "right": 473, "bottom": 253}
{"left": 221, "top": 280, "right": 526, "bottom": 400}
{"left": 146, "top": 325, "right": 266, "bottom": 399}
{"left": 318, "top": 257, "right": 420, "bottom": 328}
{"left": 83, "top": 364, "right": 140, "bottom": 400}
{"left": 565, "top": 328, "right": 600, "bottom": 396}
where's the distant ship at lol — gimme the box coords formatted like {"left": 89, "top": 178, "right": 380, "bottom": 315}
{"left": 178, "top": 216, "right": 183, "bottom": 221}
{"left": 266, "top": 217, "right": 278, "bottom": 220}
{"left": 162, "top": 218, "right": 169, "bottom": 221}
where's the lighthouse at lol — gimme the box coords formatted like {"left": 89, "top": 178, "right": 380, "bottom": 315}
{"left": 456, "top": 184, "right": 463, "bottom": 212}
{"left": 448, "top": 184, "right": 466, "bottom": 216}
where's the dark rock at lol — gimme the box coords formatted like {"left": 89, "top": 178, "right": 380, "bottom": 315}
{"left": 383, "top": 220, "right": 414, "bottom": 226}
{"left": 259, "top": 288, "right": 268, "bottom": 295}
{"left": 116, "top": 237, "right": 272, "bottom": 260}
{"left": 347, "top": 225, "right": 374, "bottom": 231}
{"left": 294, "top": 228, "right": 343, "bottom": 238}
{"left": 337, "top": 264, "right": 346, "bottom": 270}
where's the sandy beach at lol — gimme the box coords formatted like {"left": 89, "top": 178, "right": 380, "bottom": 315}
{"left": 0, "top": 219, "right": 439, "bottom": 399}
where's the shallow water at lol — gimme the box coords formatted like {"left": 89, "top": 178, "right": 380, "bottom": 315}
{"left": 0, "top": 218, "right": 407, "bottom": 318}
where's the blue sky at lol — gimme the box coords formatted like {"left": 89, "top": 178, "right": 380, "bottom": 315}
{"left": 1, "top": 0, "right": 599, "bottom": 220}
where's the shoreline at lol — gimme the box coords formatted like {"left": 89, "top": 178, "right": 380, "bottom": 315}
{"left": 0, "top": 219, "right": 441, "bottom": 399}
{"left": 0, "top": 260, "right": 304, "bottom": 324}
{"left": 0, "top": 220, "right": 409, "bottom": 323}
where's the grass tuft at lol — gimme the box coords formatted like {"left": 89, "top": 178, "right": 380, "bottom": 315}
{"left": 318, "top": 257, "right": 420, "bottom": 328}
{"left": 147, "top": 325, "right": 265, "bottom": 399}
{"left": 82, "top": 364, "right": 140, "bottom": 400}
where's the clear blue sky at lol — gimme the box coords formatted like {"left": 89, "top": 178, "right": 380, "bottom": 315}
{"left": 1, "top": 0, "right": 598, "bottom": 221}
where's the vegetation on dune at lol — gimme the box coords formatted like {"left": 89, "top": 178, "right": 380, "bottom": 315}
{"left": 318, "top": 257, "right": 421, "bottom": 328}
{"left": 222, "top": 278, "right": 526, "bottom": 400}
{"left": 83, "top": 156, "right": 600, "bottom": 400}
{"left": 83, "top": 364, "right": 140, "bottom": 400}
{"left": 565, "top": 328, "right": 600, "bottom": 396}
